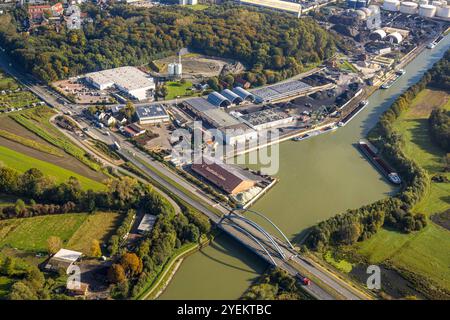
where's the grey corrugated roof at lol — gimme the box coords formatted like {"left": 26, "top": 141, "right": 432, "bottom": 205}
{"left": 221, "top": 89, "right": 243, "bottom": 104}
{"left": 207, "top": 92, "right": 231, "bottom": 107}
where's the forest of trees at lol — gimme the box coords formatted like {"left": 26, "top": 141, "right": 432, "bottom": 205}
{"left": 0, "top": 4, "right": 336, "bottom": 85}
{"left": 429, "top": 109, "right": 450, "bottom": 152}
{"left": 241, "top": 268, "right": 310, "bottom": 300}
{"left": 305, "top": 50, "right": 450, "bottom": 251}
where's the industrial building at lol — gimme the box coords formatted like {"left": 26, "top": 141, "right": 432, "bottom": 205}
{"left": 207, "top": 92, "right": 232, "bottom": 108}
{"left": 239, "top": 109, "right": 295, "bottom": 131}
{"left": 44, "top": 248, "right": 82, "bottom": 272}
{"left": 136, "top": 104, "right": 170, "bottom": 124}
{"left": 221, "top": 89, "right": 244, "bottom": 105}
{"left": 84, "top": 66, "right": 155, "bottom": 101}
{"left": 137, "top": 214, "right": 157, "bottom": 234}
{"left": 251, "top": 79, "right": 312, "bottom": 103}
{"left": 191, "top": 157, "right": 261, "bottom": 195}
{"left": 232, "top": 87, "right": 255, "bottom": 102}
{"left": 182, "top": 97, "right": 257, "bottom": 145}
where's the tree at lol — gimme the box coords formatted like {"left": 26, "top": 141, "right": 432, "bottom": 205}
{"left": 120, "top": 252, "right": 143, "bottom": 277}
{"left": 47, "top": 236, "right": 62, "bottom": 255}
{"left": 14, "top": 199, "right": 26, "bottom": 216}
{"left": 122, "top": 101, "right": 136, "bottom": 120}
{"left": 90, "top": 239, "right": 102, "bottom": 258}
{"left": 8, "top": 282, "right": 38, "bottom": 300}
{"left": 2, "top": 256, "right": 15, "bottom": 276}
{"left": 108, "top": 264, "right": 126, "bottom": 284}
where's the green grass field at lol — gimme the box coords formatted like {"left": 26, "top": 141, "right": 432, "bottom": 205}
{"left": 9, "top": 107, "right": 102, "bottom": 172}
{"left": 0, "top": 145, "right": 104, "bottom": 191}
{"left": 0, "top": 212, "right": 120, "bottom": 254}
{"left": 165, "top": 81, "right": 196, "bottom": 100}
{"left": 355, "top": 88, "right": 450, "bottom": 292}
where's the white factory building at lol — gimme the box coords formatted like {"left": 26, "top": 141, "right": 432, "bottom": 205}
{"left": 85, "top": 66, "right": 155, "bottom": 101}
{"left": 136, "top": 104, "right": 170, "bottom": 124}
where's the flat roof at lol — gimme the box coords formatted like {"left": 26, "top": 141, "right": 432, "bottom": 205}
{"left": 241, "top": 109, "right": 292, "bottom": 126}
{"left": 184, "top": 97, "right": 242, "bottom": 128}
{"left": 251, "top": 80, "right": 311, "bottom": 102}
{"left": 137, "top": 214, "right": 157, "bottom": 232}
{"left": 85, "top": 66, "right": 154, "bottom": 92}
{"left": 53, "top": 249, "right": 82, "bottom": 263}
{"left": 136, "top": 104, "right": 168, "bottom": 119}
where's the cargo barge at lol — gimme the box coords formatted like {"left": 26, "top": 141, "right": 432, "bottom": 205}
{"left": 337, "top": 100, "right": 368, "bottom": 127}
{"left": 292, "top": 130, "right": 321, "bottom": 141}
{"left": 358, "top": 140, "right": 401, "bottom": 184}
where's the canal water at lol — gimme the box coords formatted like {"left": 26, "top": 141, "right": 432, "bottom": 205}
{"left": 159, "top": 36, "right": 450, "bottom": 300}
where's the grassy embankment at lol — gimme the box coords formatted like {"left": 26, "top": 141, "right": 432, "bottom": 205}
{"left": 0, "top": 212, "right": 120, "bottom": 254}
{"left": 0, "top": 145, "right": 104, "bottom": 191}
{"left": 9, "top": 107, "right": 102, "bottom": 172}
{"left": 354, "top": 89, "right": 450, "bottom": 292}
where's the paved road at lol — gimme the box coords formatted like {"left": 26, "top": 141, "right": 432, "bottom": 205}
{"left": 0, "top": 50, "right": 369, "bottom": 300}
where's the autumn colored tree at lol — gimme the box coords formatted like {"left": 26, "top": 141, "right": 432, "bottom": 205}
{"left": 90, "top": 239, "right": 102, "bottom": 258}
{"left": 107, "top": 264, "right": 126, "bottom": 284}
{"left": 120, "top": 252, "right": 143, "bottom": 277}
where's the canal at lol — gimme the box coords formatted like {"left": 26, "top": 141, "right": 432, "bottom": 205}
{"left": 159, "top": 35, "right": 450, "bottom": 300}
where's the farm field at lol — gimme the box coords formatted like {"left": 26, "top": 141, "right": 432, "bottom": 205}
{"left": 0, "top": 145, "right": 105, "bottom": 191}
{"left": 355, "top": 88, "right": 450, "bottom": 293}
{"left": 0, "top": 212, "right": 120, "bottom": 254}
{"left": 0, "top": 115, "right": 107, "bottom": 183}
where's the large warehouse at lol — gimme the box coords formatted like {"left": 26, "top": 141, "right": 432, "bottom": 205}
{"left": 191, "top": 157, "right": 261, "bottom": 195}
{"left": 85, "top": 66, "right": 155, "bottom": 101}
{"left": 182, "top": 97, "right": 257, "bottom": 145}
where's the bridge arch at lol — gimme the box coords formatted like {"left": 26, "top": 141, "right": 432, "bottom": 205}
{"left": 225, "top": 213, "right": 286, "bottom": 260}
{"left": 226, "top": 222, "right": 278, "bottom": 266}
{"left": 233, "top": 208, "right": 295, "bottom": 250}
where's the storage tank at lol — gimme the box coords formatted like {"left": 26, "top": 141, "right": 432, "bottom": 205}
{"left": 436, "top": 4, "right": 450, "bottom": 16}
{"left": 419, "top": 4, "right": 437, "bottom": 16}
{"left": 400, "top": 1, "right": 419, "bottom": 14}
{"left": 355, "top": 9, "right": 367, "bottom": 19}
{"left": 174, "top": 63, "right": 182, "bottom": 76}
{"left": 361, "top": 7, "right": 372, "bottom": 15}
{"left": 168, "top": 63, "right": 176, "bottom": 76}
{"left": 383, "top": 0, "right": 400, "bottom": 11}
{"left": 356, "top": 0, "right": 367, "bottom": 8}
{"left": 431, "top": 1, "right": 443, "bottom": 6}
{"left": 419, "top": 0, "right": 428, "bottom": 5}
{"left": 369, "top": 29, "right": 387, "bottom": 40}
{"left": 368, "top": 4, "right": 380, "bottom": 14}
{"left": 387, "top": 31, "right": 403, "bottom": 44}
{"left": 348, "top": 0, "right": 357, "bottom": 8}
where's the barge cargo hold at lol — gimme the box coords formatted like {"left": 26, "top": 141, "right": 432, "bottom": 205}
{"left": 358, "top": 140, "right": 402, "bottom": 185}
{"left": 337, "top": 100, "right": 369, "bottom": 127}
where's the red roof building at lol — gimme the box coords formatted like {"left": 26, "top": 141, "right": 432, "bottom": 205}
{"left": 191, "top": 158, "right": 260, "bottom": 195}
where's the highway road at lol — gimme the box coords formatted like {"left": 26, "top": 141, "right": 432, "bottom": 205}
{"left": 0, "top": 49, "right": 370, "bottom": 300}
